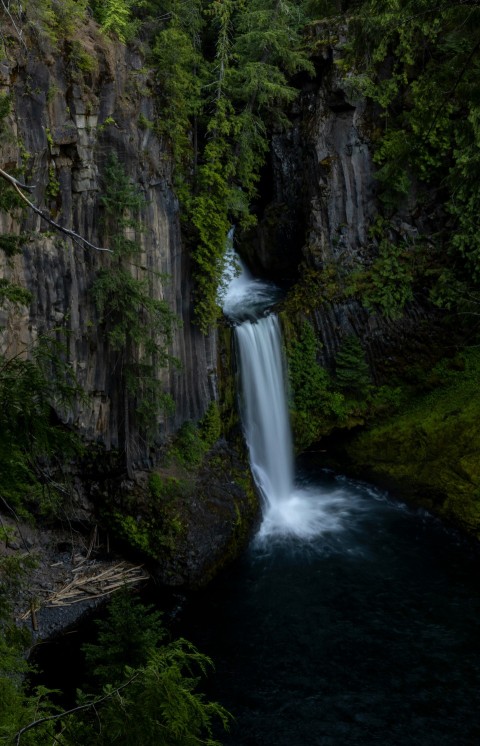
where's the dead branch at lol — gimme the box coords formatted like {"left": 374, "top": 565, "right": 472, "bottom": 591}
{"left": 0, "top": 0, "right": 27, "bottom": 52}
{"left": 20, "top": 561, "right": 149, "bottom": 620}
{"left": 0, "top": 168, "right": 113, "bottom": 253}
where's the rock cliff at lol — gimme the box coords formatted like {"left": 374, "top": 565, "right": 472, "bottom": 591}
{"left": 0, "top": 22, "right": 216, "bottom": 466}
{"left": 242, "top": 36, "right": 445, "bottom": 380}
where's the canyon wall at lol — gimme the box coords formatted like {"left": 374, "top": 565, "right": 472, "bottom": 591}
{"left": 244, "top": 38, "right": 444, "bottom": 381}
{"left": 0, "top": 23, "right": 216, "bottom": 466}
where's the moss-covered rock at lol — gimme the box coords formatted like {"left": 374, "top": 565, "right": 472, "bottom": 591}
{"left": 101, "top": 436, "right": 259, "bottom": 589}
{"left": 345, "top": 349, "right": 480, "bottom": 537}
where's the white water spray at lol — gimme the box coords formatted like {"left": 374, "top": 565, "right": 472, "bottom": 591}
{"left": 223, "top": 249, "right": 359, "bottom": 540}
{"left": 235, "top": 316, "right": 294, "bottom": 504}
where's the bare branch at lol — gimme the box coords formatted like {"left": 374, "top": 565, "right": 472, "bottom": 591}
{"left": 0, "top": 168, "right": 113, "bottom": 253}
{"left": 0, "top": 0, "right": 28, "bottom": 52}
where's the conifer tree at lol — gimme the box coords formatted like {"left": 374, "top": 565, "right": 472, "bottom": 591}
{"left": 92, "top": 153, "right": 177, "bottom": 472}
{"left": 91, "top": 0, "right": 133, "bottom": 42}
{"left": 334, "top": 334, "right": 371, "bottom": 398}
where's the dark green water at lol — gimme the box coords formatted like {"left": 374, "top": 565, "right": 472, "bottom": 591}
{"left": 177, "top": 469, "right": 480, "bottom": 746}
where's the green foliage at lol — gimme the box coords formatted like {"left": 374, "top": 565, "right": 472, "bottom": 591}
{"left": 69, "top": 640, "right": 230, "bottom": 746}
{"left": 0, "top": 548, "right": 61, "bottom": 746}
{"left": 149, "top": 472, "right": 186, "bottom": 501}
{"left": 91, "top": 0, "right": 134, "bottom": 43}
{"left": 68, "top": 40, "right": 98, "bottom": 75}
{"left": 110, "top": 401, "right": 221, "bottom": 558}
{"left": 151, "top": 2, "right": 204, "bottom": 181}
{"left": 0, "top": 278, "right": 32, "bottom": 306}
{"left": 0, "top": 552, "right": 35, "bottom": 679}
{"left": 284, "top": 264, "right": 343, "bottom": 314}
{"left": 166, "top": 403, "right": 221, "bottom": 468}
{"left": 334, "top": 334, "right": 371, "bottom": 397}
{"left": 341, "top": 0, "right": 480, "bottom": 316}
{"left": 286, "top": 319, "right": 347, "bottom": 449}
{"left": 22, "top": 0, "right": 89, "bottom": 43}
{"left": 199, "top": 401, "right": 222, "bottom": 448}
{"left": 0, "top": 681, "right": 60, "bottom": 746}
{"left": 362, "top": 239, "right": 414, "bottom": 318}
{"left": 69, "top": 592, "right": 231, "bottom": 745}
{"left": 0, "top": 590, "right": 230, "bottom": 746}
{"left": 0, "top": 177, "right": 24, "bottom": 214}
{"left": 347, "top": 347, "right": 480, "bottom": 535}
{"left": 110, "top": 487, "right": 185, "bottom": 556}
{"left": 0, "top": 93, "right": 11, "bottom": 139}
{"left": 347, "top": 230, "right": 415, "bottom": 319}
{"left": 147, "top": 0, "right": 316, "bottom": 331}
{"left": 92, "top": 153, "right": 178, "bottom": 457}
{"left": 168, "top": 421, "right": 208, "bottom": 469}
{"left": 83, "top": 589, "right": 165, "bottom": 685}
{"left": 0, "top": 336, "right": 81, "bottom": 517}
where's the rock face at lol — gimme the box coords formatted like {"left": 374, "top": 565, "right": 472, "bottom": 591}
{"left": 244, "top": 40, "right": 442, "bottom": 378}
{"left": 0, "top": 24, "right": 216, "bottom": 466}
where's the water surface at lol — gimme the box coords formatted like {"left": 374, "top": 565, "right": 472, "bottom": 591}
{"left": 215, "top": 248, "right": 480, "bottom": 744}
{"left": 178, "top": 470, "right": 480, "bottom": 746}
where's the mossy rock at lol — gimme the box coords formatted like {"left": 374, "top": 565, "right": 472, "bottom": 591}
{"left": 346, "top": 350, "right": 480, "bottom": 537}
{"left": 103, "top": 438, "right": 259, "bottom": 589}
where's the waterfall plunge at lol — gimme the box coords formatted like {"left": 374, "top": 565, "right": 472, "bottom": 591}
{"left": 235, "top": 315, "right": 294, "bottom": 505}
{"left": 223, "top": 250, "right": 352, "bottom": 541}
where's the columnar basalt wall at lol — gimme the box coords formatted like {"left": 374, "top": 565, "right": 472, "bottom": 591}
{"left": 0, "top": 25, "right": 216, "bottom": 463}
{"left": 246, "top": 41, "right": 442, "bottom": 378}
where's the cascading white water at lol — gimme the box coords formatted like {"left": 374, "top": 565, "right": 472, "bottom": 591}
{"left": 223, "top": 247, "right": 360, "bottom": 540}
{"left": 235, "top": 315, "right": 294, "bottom": 505}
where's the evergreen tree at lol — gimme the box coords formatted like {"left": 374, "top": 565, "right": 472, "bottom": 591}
{"left": 188, "top": 0, "right": 315, "bottom": 331}
{"left": 334, "top": 334, "right": 371, "bottom": 397}
{"left": 151, "top": 0, "right": 204, "bottom": 186}
{"left": 91, "top": 0, "right": 133, "bottom": 42}
{"left": 82, "top": 590, "right": 165, "bottom": 686}
{"left": 343, "top": 0, "right": 480, "bottom": 316}
{"left": 92, "top": 153, "right": 177, "bottom": 471}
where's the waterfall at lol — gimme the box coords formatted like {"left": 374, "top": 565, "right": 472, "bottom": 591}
{"left": 223, "top": 248, "right": 354, "bottom": 540}
{"left": 235, "top": 315, "right": 294, "bottom": 505}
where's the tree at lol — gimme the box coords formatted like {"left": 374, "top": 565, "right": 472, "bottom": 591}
{"left": 342, "top": 0, "right": 480, "bottom": 317}
{"left": 90, "top": 0, "right": 133, "bottom": 42}
{"left": 82, "top": 589, "right": 165, "bottom": 686}
{"left": 334, "top": 334, "right": 371, "bottom": 397}
{"left": 12, "top": 592, "right": 231, "bottom": 746}
{"left": 151, "top": 0, "right": 204, "bottom": 190}
{"left": 92, "top": 153, "right": 178, "bottom": 472}
{"left": 187, "top": 0, "right": 314, "bottom": 331}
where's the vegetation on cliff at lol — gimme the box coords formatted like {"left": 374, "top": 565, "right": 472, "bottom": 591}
{"left": 345, "top": 348, "right": 480, "bottom": 537}
{"left": 278, "top": 1, "right": 480, "bottom": 536}
{"left": 340, "top": 0, "right": 480, "bottom": 319}
{"left": 2, "top": 0, "right": 480, "bottom": 741}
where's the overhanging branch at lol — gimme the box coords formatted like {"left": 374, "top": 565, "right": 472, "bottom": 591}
{"left": 0, "top": 168, "right": 113, "bottom": 253}
{"left": 14, "top": 672, "right": 140, "bottom": 745}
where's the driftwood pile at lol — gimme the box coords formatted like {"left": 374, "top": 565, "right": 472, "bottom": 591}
{"left": 44, "top": 561, "right": 149, "bottom": 607}
{"left": 21, "top": 560, "right": 149, "bottom": 628}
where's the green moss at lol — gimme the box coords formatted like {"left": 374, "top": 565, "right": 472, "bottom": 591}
{"left": 347, "top": 348, "right": 480, "bottom": 535}
{"left": 199, "top": 401, "right": 222, "bottom": 449}
{"left": 218, "top": 324, "right": 238, "bottom": 435}
{"left": 283, "top": 264, "right": 342, "bottom": 315}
